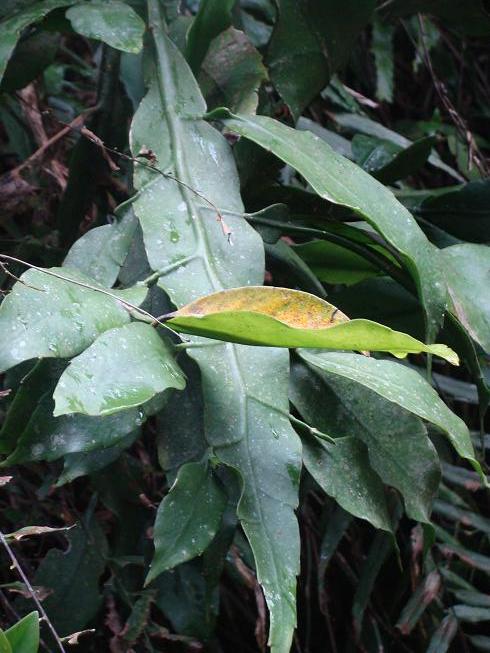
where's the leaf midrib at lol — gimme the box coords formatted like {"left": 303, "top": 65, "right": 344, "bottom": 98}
{"left": 147, "top": 7, "right": 295, "bottom": 646}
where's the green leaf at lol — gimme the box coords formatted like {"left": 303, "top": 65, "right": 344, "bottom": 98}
{"left": 426, "top": 614, "right": 458, "bottom": 653}
{"left": 441, "top": 244, "right": 490, "bottom": 354}
{"left": 265, "top": 240, "right": 327, "bottom": 299}
{"left": 219, "top": 112, "right": 448, "bottom": 342}
{"left": 334, "top": 112, "right": 464, "bottom": 182}
{"left": 154, "top": 560, "right": 218, "bottom": 640}
{"left": 416, "top": 180, "right": 490, "bottom": 243}
{"left": 146, "top": 461, "right": 227, "bottom": 583}
{"left": 452, "top": 605, "right": 490, "bottom": 623}
{"left": 66, "top": 0, "right": 145, "bottom": 53}
{"left": 55, "top": 430, "right": 139, "bottom": 485}
{"left": 372, "top": 17, "right": 395, "bottom": 103}
{"left": 297, "top": 116, "right": 353, "bottom": 159}
{"left": 0, "top": 267, "right": 144, "bottom": 374}
{"left": 382, "top": 0, "right": 490, "bottom": 37}
{"left": 0, "top": 360, "right": 64, "bottom": 455}
{"left": 396, "top": 571, "right": 441, "bottom": 634}
{"left": 156, "top": 356, "right": 207, "bottom": 473}
{"left": 16, "top": 515, "right": 108, "bottom": 637}
{"left": 4, "top": 612, "right": 39, "bottom": 653}
{"left": 298, "top": 351, "right": 481, "bottom": 476}
{"left": 63, "top": 207, "right": 137, "bottom": 287}
{"left": 0, "top": 0, "right": 75, "bottom": 82}
{"left": 293, "top": 240, "right": 380, "bottom": 286}
{"left": 0, "top": 632, "right": 12, "bottom": 653}
{"left": 1, "top": 29, "right": 60, "bottom": 92}
{"left": 168, "top": 287, "right": 458, "bottom": 363}
{"left": 132, "top": 9, "right": 301, "bottom": 650}
{"left": 453, "top": 590, "right": 490, "bottom": 607}
{"left": 302, "top": 434, "right": 392, "bottom": 531}
{"left": 266, "top": 0, "right": 375, "bottom": 119}
{"left": 184, "top": 0, "right": 234, "bottom": 74}
{"left": 53, "top": 322, "right": 185, "bottom": 416}
{"left": 352, "top": 134, "right": 434, "bottom": 184}
{"left": 469, "top": 635, "right": 490, "bottom": 652}
{"left": 290, "top": 358, "right": 441, "bottom": 523}
{"left": 352, "top": 530, "right": 394, "bottom": 634}
{"left": 200, "top": 27, "right": 267, "bottom": 114}
{"left": 2, "top": 393, "right": 147, "bottom": 465}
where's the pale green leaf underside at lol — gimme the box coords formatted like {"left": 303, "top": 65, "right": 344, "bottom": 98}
{"left": 146, "top": 461, "right": 227, "bottom": 584}
{"left": 167, "top": 286, "right": 457, "bottom": 362}
{"left": 66, "top": 0, "right": 145, "bottom": 53}
{"left": 53, "top": 322, "right": 185, "bottom": 416}
{"left": 299, "top": 351, "right": 481, "bottom": 477}
{"left": 169, "top": 312, "right": 457, "bottom": 362}
{"left": 220, "top": 111, "right": 448, "bottom": 342}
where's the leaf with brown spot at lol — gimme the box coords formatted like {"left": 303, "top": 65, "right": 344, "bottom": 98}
{"left": 167, "top": 286, "right": 458, "bottom": 363}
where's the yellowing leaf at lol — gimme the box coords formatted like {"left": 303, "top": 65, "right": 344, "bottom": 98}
{"left": 167, "top": 287, "right": 458, "bottom": 364}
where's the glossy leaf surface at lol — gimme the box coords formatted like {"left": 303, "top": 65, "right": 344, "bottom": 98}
{"left": 302, "top": 434, "right": 392, "bottom": 531}
{"left": 53, "top": 323, "right": 185, "bottom": 416}
{"left": 132, "top": 6, "right": 301, "bottom": 651}
{"left": 147, "top": 461, "right": 227, "bottom": 583}
{"left": 220, "top": 112, "right": 448, "bottom": 341}
{"left": 0, "top": 268, "right": 146, "bottom": 373}
{"left": 298, "top": 351, "right": 480, "bottom": 475}
{"left": 441, "top": 244, "right": 490, "bottom": 353}
{"left": 290, "top": 358, "right": 440, "bottom": 522}
{"left": 66, "top": 0, "right": 145, "bottom": 53}
{"left": 63, "top": 207, "right": 137, "bottom": 287}
{"left": 266, "top": 0, "right": 375, "bottom": 119}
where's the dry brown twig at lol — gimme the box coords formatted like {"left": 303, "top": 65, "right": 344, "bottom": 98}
{"left": 417, "top": 14, "right": 489, "bottom": 176}
{"left": 12, "top": 94, "right": 233, "bottom": 243}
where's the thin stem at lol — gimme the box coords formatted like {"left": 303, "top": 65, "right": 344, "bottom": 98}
{"left": 0, "top": 529, "right": 66, "bottom": 653}
{"left": 289, "top": 415, "right": 336, "bottom": 445}
{"left": 246, "top": 214, "right": 413, "bottom": 292}
{"left": 0, "top": 254, "right": 183, "bottom": 340}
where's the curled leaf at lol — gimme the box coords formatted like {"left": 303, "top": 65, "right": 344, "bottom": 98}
{"left": 167, "top": 287, "right": 458, "bottom": 363}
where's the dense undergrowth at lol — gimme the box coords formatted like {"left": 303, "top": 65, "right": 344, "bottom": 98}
{"left": 0, "top": 1, "right": 489, "bottom": 652}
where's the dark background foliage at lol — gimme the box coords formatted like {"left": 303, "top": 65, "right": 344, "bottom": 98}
{"left": 0, "top": 1, "right": 489, "bottom": 652}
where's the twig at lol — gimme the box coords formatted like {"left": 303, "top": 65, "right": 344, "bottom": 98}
{"left": 77, "top": 124, "right": 233, "bottom": 243}
{"left": 13, "top": 95, "right": 233, "bottom": 243}
{"left": 5, "top": 114, "right": 85, "bottom": 179}
{"left": 0, "top": 529, "right": 67, "bottom": 653}
{"left": 417, "top": 14, "right": 489, "bottom": 176}
{"left": 289, "top": 415, "right": 337, "bottom": 444}
{"left": 0, "top": 254, "right": 183, "bottom": 340}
